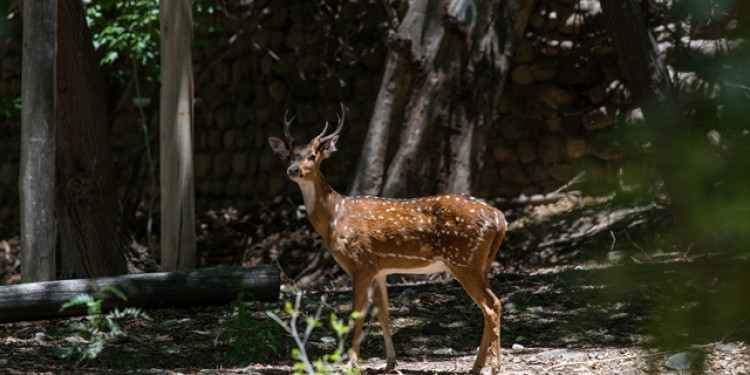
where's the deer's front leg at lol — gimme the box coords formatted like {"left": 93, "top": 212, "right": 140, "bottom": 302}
{"left": 372, "top": 275, "right": 396, "bottom": 370}
{"left": 348, "top": 273, "right": 374, "bottom": 369}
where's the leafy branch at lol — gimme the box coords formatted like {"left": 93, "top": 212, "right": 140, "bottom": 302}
{"left": 267, "top": 292, "right": 361, "bottom": 375}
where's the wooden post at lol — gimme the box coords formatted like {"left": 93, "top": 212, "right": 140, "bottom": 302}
{"left": 20, "top": 0, "right": 57, "bottom": 282}
{"left": 159, "top": 0, "right": 197, "bottom": 271}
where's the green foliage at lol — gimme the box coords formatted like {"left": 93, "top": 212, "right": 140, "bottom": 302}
{"left": 267, "top": 292, "right": 361, "bottom": 375}
{"left": 83, "top": 0, "right": 159, "bottom": 69}
{"left": 58, "top": 284, "right": 151, "bottom": 363}
{"left": 219, "top": 292, "right": 280, "bottom": 365}
{"left": 83, "top": 0, "right": 224, "bottom": 82}
{"left": 0, "top": 96, "right": 20, "bottom": 119}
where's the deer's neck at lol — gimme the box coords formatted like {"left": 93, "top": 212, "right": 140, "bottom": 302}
{"left": 296, "top": 173, "right": 342, "bottom": 245}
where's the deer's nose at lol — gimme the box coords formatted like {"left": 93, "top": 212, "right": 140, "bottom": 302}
{"left": 287, "top": 164, "right": 301, "bottom": 178}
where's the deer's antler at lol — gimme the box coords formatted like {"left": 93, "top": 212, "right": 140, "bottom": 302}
{"left": 283, "top": 109, "right": 295, "bottom": 145}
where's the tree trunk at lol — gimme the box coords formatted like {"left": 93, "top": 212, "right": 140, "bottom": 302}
{"left": 600, "top": 0, "right": 700, "bottom": 237}
{"left": 353, "top": 0, "right": 535, "bottom": 198}
{"left": 20, "top": 0, "right": 57, "bottom": 283}
{"left": 55, "top": 0, "right": 129, "bottom": 278}
{"left": 159, "top": 0, "right": 196, "bottom": 271}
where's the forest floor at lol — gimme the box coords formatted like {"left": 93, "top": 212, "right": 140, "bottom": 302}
{"left": 1, "top": 193, "right": 749, "bottom": 374}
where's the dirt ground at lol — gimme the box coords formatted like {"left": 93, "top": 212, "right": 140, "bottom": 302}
{"left": 1, "top": 194, "right": 749, "bottom": 374}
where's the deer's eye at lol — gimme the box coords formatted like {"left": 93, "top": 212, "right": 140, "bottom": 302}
{"left": 308, "top": 155, "right": 316, "bottom": 162}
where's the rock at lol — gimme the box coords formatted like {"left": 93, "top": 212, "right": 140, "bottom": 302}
{"left": 539, "top": 87, "right": 575, "bottom": 108}
{"left": 232, "top": 152, "right": 248, "bottom": 176}
{"left": 268, "top": 81, "right": 288, "bottom": 103}
{"left": 538, "top": 135, "right": 564, "bottom": 163}
{"left": 213, "top": 62, "right": 229, "bottom": 86}
{"left": 354, "top": 77, "right": 372, "bottom": 97}
{"left": 529, "top": 12, "right": 546, "bottom": 30}
{"left": 588, "top": 84, "right": 606, "bottom": 104}
{"left": 207, "top": 130, "right": 222, "bottom": 151}
{"left": 557, "top": 54, "right": 602, "bottom": 86}
{"left": 514, "top": 39, "right": 535, "bottom": 63}
{"left": 582, "top": 107, "right": 614, "bottom": 130}
{"left": 714, "top": 342, "right": 735, "bottom": 351}
{"left": 511, "top": 343, "right": 525, "bottom": 350}
{"left": 499, "top": 117, "right": 525, "bottom": 141}
{"left": 546, "top": 116, "right": 562, "bottom": 132}
{"left": 665, "top": 352, "right": 694, "bottom": 371}
{"left": 565, "top": 137, "right": 587, "bottom": 159}
{"left": 589, "top": 132, "right": 624, "bottom": 161}
{"left": 433, "top": 348, "right": 455, "bottom": 355}
{"left": 511, "top": 65, "right": 534, "bottom": 86}
{"left": 285, "top": 29, "right": 306, "bottom": 51}
{"left": 500, "top": 165, "right": 529, "bottom": 184}
{"left": 290, "top": 79, "right": 318, "bottom": 100}
{"left": 532, "top": 66, "right": 556, "bottom": 81}
{"left": 223, "top": 129, "right": 237, "bottom": 150}
{"left": 226, "top": 177, "right": 240, "bottom": 196}
{"left": 233, "top": 106, "right": 252, "bottom": 127}
{"left": 516, "top": 140, "right": 536, "bottom": 163}
{"left": 548, "top": 163, "right": 573, "bottom": 183}
{"left": 528, "top": 164, "right": 547, "bottom": 182}
{"left": 194, "top": 153, "right": 212, "bottom": 178}
{"left": 213, "top": 153, "right": 232, "bottom": 178}
{"left": 492, "top": 143, "right": 516, "bottom": 163}
{"left": 538, "top": 348, "right": 568, "bottom": 358}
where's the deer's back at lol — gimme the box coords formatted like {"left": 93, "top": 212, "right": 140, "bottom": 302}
{"left": 327, "top": 194, "right": 506, "bottom": 269}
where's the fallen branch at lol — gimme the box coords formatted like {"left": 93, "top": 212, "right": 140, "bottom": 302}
{"left": 495, "top": 171, "right": 585, "bottom": 208}
{"left": 495, "top": 191, "right": 582, "bottom": 208}
{"left": 0, "top": 265, "right": 279, "bottom": 323}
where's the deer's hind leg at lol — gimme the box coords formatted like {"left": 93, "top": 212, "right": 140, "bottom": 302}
{"left": 450, "top": 268, "right": 502, "bottom": 375}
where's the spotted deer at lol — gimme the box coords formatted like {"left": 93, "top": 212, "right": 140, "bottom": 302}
{"left": 268, "top": 106, "right": 507, "bottom": 374}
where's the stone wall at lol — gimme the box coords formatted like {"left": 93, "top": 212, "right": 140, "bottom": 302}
{"left": 0, "top": 0, "right": 657, "bottom": 229}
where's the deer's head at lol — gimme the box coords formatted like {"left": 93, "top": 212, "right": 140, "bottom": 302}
{"left": 268, "top": 106, "right": 344, "bottom": 183}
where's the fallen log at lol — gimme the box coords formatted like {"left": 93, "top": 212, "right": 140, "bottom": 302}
{"left": 0, "top": 265, "right": 280, "bottom": 323}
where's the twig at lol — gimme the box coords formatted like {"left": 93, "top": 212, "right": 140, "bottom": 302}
{"left": 624, "top": 229, "right": 651, "bottom": 260}
{"left": 551, "top": 171, "right": 586, "bottom": 195}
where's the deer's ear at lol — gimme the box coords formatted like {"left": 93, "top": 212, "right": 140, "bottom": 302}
{"left": 319, "top": 135, "right": 339, "bottom": 159}
{"left": 268, "top": 137, "right": 290, "bottom": 159}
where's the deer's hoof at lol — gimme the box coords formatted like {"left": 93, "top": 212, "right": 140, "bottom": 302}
{"left": 385, "top": 358, "right": 396, "bottom": 371}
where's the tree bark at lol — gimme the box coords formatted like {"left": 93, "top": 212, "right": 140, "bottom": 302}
{"left": 600, "top": 0, "right": 698, "bottom": 233}
{"left": 55, "top": 0, "right": 129, "bottom": 278}
{"left": 355, "top": 0, "right": 535, "bottom": 198}
{"left": 20, "top": 0, "right": 57, "bottom": 283}
{"left": 0, "top": 265, "right": 280, "bottom": 323}
{"left": 159, "top": 0, "right": 197, "bottom": 271}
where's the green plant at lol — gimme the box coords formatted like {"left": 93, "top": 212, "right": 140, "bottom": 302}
{"left": 83, "top": 0, "right": 160, "bottom": 81}
{"left": 58, "top": 284, "right": 151, "bottom": 363}
{"left": 267, "top": 292, "right": 361, "bottom": 375}
{"left": 0, "top": 96, "right": 20, "bottom": 119}
{"left": 219, "top": 292, "right": 280, "bottom": 365}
